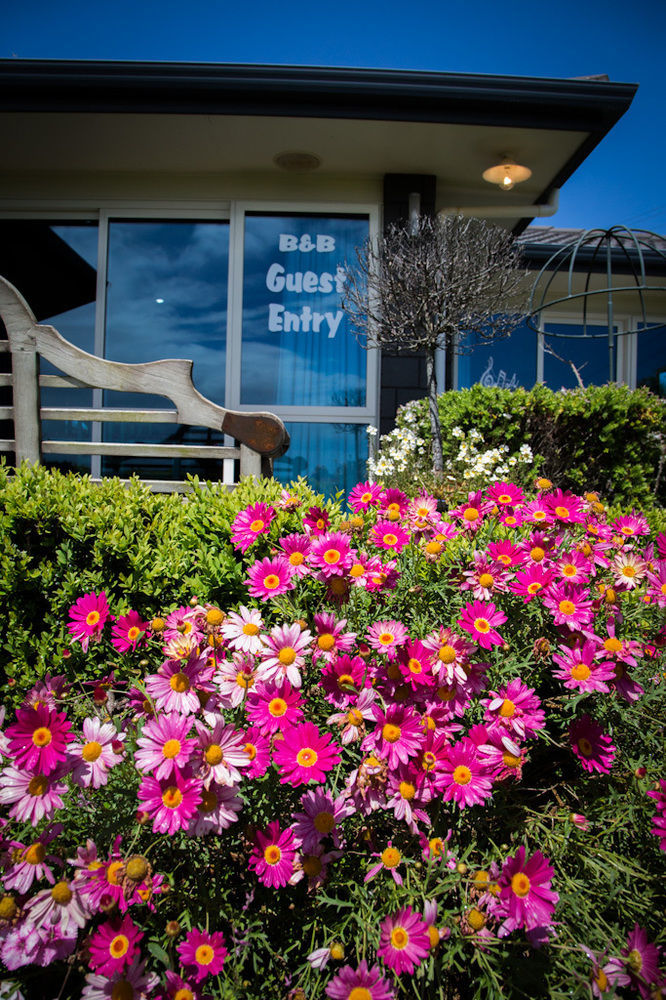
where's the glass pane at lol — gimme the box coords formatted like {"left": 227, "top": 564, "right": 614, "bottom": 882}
{"left": 102, "top": 220, "right": 229, "bottom": 480}
{"left": 240, "top": 214, "right": 368, "bottom": 407}
{"left": 274, "top": 422, "right": 369, "bottom": 497}
{"left": 457, "top": 324, "right": 538, "bottom": 389}
{"left": 636, "top": 326, "right": 666, "bottom": 397}
{"left": 543, "top": 323, "right": 616, "bottom": 389}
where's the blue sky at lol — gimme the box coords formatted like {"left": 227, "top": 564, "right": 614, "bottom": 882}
{"left": 2, "top": 0, "right": 665, "bottom": 234}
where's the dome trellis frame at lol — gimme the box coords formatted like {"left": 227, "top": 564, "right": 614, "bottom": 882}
{"left": 526, "top": 225, "right": 666, "bottom": 383}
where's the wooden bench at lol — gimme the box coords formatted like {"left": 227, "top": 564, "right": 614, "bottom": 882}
{"left": 0, "top": 275, "right": 289, "bottom": 490}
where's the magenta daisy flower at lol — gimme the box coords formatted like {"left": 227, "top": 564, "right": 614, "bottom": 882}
{"left": 230, "top": 501, "right": 275, "bottom": 553}
{"left": 497, "top": 846, "right": 559, "bottom": 932}
{"left": 508, "top": 564, "right": 554, "bottom": 602}
{"left": 320, "top": 654, "right": 366, "bottom": 708}
{"left": 380, "top": 487, "right": 409, "bottom": 521}
{"left": 397, "top": 640, "right": 435, "bottom": 691}
{"left": 325, "top": 959, "right": 395, "bottom": 1000}
{"left": 370, "top": 519, "right": 411, "bottom": 554}
{"left": 486, "top": 481, "right": 525, "bottom": 507}
{"left": 364, "top": 840, "right": 405, "bottom": 886}
{"left": 277, "top": 533, "right": 312, "bottom": 578}
{"left": 363, "top": 703, "right": 424, "bottom": 768}
{"left": 366, "top": 619, "right": 408, "bottom": 659}
{"left": 6, "top": 703, "right": 72, "bottom": 775}
{"left": 309, "top": 532, "right": 354, "bottom": 577}
{"left": 245, "top": 680, "right": 304, "bottom": 735}
{"left": 0, "top": 765, "right": 68, "bottom": 824}
{"left": 245, "top": 555, "right": 295, "bottom": 600}
{"left": 569, "top": 715, "right": 616, "bottom": 774}
{"left": 241, "top": 725, "right": 272, "bottom": 778}
{"left": 291, "top": 788, "right": 351, "bottom": 853}
{"left": 622, "top": 924, "right": 661, "bottom": 997}
{"left": 647, "top": 779, "right": 666, "bottom": 851}
{"left": 177, "top": 927, "right": 228, "bottom": 982}
{"left": 273, "top": 721, "right": 341, "bottom": 786}
{"left": 612, "top": 511, "right": 650, "bottom": 538}
{"left": 69, "top": 716, "right": 124, "bottom": 789}
{"left": 348, "top": 480, "right": 384, "bottom": 511}
{"left": 439, "top": 739, "right": 494, "bottom": 808}
{"left": 312, "top": 611, "right": 357, "bottom": 663}
{"left": 145, "top": 654, "right": 213, "bottom": 715}
{"left": 488, "top": 539, "right": 524, "bottom": 568}
{"left": 377, "top": 906, "right": 430, "bottom": 975}
{"left": 482, "top": 678, "right": 545, "bottom": 741}
{"left": 137, "top": 770, "right": 203, "bottom": 834}
{"left": 88, "top": 915, "right": 143, "bottom": 976}
{"left": 248, "top": 820, "right": 297, "bottom": 888}
{"left": 544, "top": 488, "right": 586, "bottom": 524}
{"left": 134, "top": 712, "right": 196, "bottom": 780}
{"left": 110, "top": 610, "right": 147, "bottom": 653}
{"left": 457, "top": 600, "right": 506, "bottom": 649}
{"left": 552, "top": 642, "right": 615, "bottom": 693}
{"left": 67, "top": 591, "right": 111, "bottom": 651}
{"left": 542, "top": 584, "right": 594, "bottom": 630}
{"left": 303, "top": 505, "right": 331, "bottom": 535}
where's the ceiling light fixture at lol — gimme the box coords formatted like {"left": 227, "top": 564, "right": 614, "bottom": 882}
{"left": 482, "top": 158, "right": 532, "bottom": 191}
{"left": 273, "top": 151, "right": 322, "bottom": 172}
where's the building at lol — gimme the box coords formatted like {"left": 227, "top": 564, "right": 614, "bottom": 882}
{"left": 0, "top": 60, "right": 646, "bottom": 491}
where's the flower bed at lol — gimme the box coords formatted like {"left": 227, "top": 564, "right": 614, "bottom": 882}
{"left": 1, "top": 478, "right": 665, "bottom": 999}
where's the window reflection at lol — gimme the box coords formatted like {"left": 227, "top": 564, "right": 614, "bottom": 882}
{"left": 543, "top": 323, "right": 616, "bottom": 389}
{"left": 274, "top": 422, "right": 368, "bottom": 497}
{"left": 457, "top": 324, "right": 537, "bottom": 389}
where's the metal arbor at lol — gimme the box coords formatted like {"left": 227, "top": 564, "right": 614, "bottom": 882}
{"left": 526, "top": 225, "right": 666, "bottom": 383}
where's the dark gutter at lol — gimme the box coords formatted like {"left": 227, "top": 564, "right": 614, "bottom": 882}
{"left": 520, "top": 244, "right": 666, "bottom": 277}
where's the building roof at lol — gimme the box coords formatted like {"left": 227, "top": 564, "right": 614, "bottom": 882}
{"left": 520, "top": 225, "right": 666, "bottom": 274}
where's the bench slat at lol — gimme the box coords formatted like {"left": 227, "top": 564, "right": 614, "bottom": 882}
{"left": 41, "top": 408, "right": 180, "bottom": 423}
{"left": 41, "top": 440, "right": 239, "bottom": 459}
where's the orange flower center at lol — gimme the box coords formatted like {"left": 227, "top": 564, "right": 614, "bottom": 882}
{"left": 390, "top": 927, "right": 410, "bottom": 949}
{"left": 382, "top": 723, "right": 401, "bottom": 743}
{"left": 86, "top": 610, "right": 100, "bottom": 627}
{"left": 263, "top": 574, "right": 280, "bottom": 590}
{"left": 24, "top": 842, "right": 46, "bottom": 864}
{"left": 577, "top": 737, "right": 593, "bottom": 757}
{"left": 110, "top": 934, "right": 130, "bottom": 958}
{"left": 243, "top": 622, "right": 260, "bottom": 635}
{"left": 161, "top": 786, "right": 183, "bottom": 809}
{"left": 195, "top": 944, "right": 215, "bottom": 966}
{"left": 399, "top": 780, "right": 416, "bottom": 800}
{"left": 162, "top": 739, "right": 181, "bottom": 759}
{"left": 264, "top": 845, "right": 281, "bottom": 865}
{"left": 511, "top": 872, "right": 531, "bottom": 897}
{"left": 478, "top": 573, "right": 494, "bottom": 588}
{"left": 555, "top": 506, "right": 570, "bottom": 518}
{"left": 558, "top": 600, "right": 576, "bottom": 616}
{"left": 438, "top": 645, "right": 456, "bottom": 663}
{"left": 527, "top": 582, "right": 542, "bottom": 594}
{"left": 381, "top": 846, "right": 401, "bottom": 868}
{"left": 250, "top": 519, "right": 264, "bottom": 532}
{"left": 378, "top": 632, "right": 394, "bottom": 645}
{"left": 463, "top": 508, "right": 479, "bottom": 522}
{"left": 268, "top": 697, "right": 288, "bottom": 717}
{"left": 82, "top": 740, "right": 103, "bottom": 762}
{"left": 473, "top": 618, "right": 490, "bottom": 634}
{"left": 32, "top": 726, "right": 52, "bottom": 748}
{"left": 324, "top": 549, "right": 341, "bottom": 564}
{"left": 278, "top": 647, "right": 297, "bottom": 665}
{"left": 453, "top": 765, "right": 472, "bottom": 785}
{"left": 296, "top": 747, "right": 318, "bottom": 768}
{"left": 571, "top": 663, "right": 591, "bottom": 681}
{"left": 382, "top": 533, "right": 398, "bottom": 546}
{"left": 347, "top": 709, "right": 363, "bottom": 726}
{"left": 530, "top": 546, "right": 545, "bottom": 561}
{"left": 107, "top": 861, "right": 124, "bottom": 885}
{"left": 205, "top": 744, "right": 224, "bottom": 766}
{"left": 499, "top": 699, "right": 516, "bottom": 718}
{"left": 243, "top": 742, "right": 257, "bottom": 761}
{"left": 407, "top": 657, "right": 422, "bottom": 674}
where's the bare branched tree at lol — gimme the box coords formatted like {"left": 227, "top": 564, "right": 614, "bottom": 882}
{"left": 342, "top": 214, "right": 529, "bottom": 476}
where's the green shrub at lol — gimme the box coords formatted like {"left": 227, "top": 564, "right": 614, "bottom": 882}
{"left": 370, "top": 384, "right": 666, "bottom": 508}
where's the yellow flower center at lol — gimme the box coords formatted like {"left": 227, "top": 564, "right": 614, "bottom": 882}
{"left": 278, "top": 647, "right": 297, "bottom": 665}
{"left": 502, "top": 752, "right": 522, "bottom": 768}
{"left": 125, "top": 856, "right": 149, "bottom": 881}
{"left": 594, "top": 969, "right": 608, "bottom": 991}
{"left": 463, "top": 508, "right": 479, "bottom": 522}
{"left": 562, "top": 564, "right": 577, "bottom": 577}
{"left": 478, "top": 573, "right": 494, "bottom": 588}
{"left": 382, "top": 533, "right": 398, "bottom": 546}
{"left": 348, "top": 989, "right": 371, "bottom": 1000}
{"left": 378, "top": 632, "right": 394, "bottom": 646}
{"left": 174, "top": 990, "right": 194, "bottom": 1000}
{"left": 313, "top": 810, "right": 335, "bottom": 834}
{"left": 438, "top": 645, "right": 456, "bottom": 663}
{"left": 27, "top": 775, "right": 49, "bottom": 797}
{"left": 243, "top": 622, "right": 260, "bottom": 635}
{"left": 399, "top": 780, "right": 416, "bottom": 800}
{"left": 50, "top": 880, "right": 72, "bottom": 905}
{"left": 422, "top": 750, "right": 437, "bottom": 771}
{"left": 425, "top": 541, "right": 442, "bottom": 555}
{"left": 24, "top": 842, "right": 47, "bottom": 865}
{"left": 206, "top": 608, "right": 224, "bottom": 626}
{"left": 387, "top": 504, "right": 401, "bottom": 520}
{"left": 244, "top": 742, "right": 257, "bottom": 761}
{"left": 250, "top": 519, "right": 264, "bottom": 532}
{"left": 161, "top": 786, "right": 183, "bottom": 809}
{"left": 318, "top": 633, "right": 336, "bottom": 651}
{"left": 195, "top": 944, "right": 215, "bottom": 966}
{"left": 453, "top": 765, "right": 472, "bottom": 785}
{"left": 106, "top": 861, "right": 124, "bottom": 885}
{"left": 499, "top": 699, "right": 516, "bottom": 718}
{"left": 555, "top": 505, "right": 569, "bottom": 518}
{"left": 268, "top": 697, "right": 288, "bottom": 717}
{"left": 627, "top": 949, "right": 643, "bottom": 973}
{"left": 528, "top": 582, "right": 543, "bottom": 595}
{"left": 533, "top": 510, "right": 546, "bottom": 521}
{"left": 235, "top": 674, "right": 253, "bottom": 689}
{"left": 473, "top": 618, "right": 490, "bottom": 634}
{"left": 472, "top": 870, "right": 490, "bottom": 888}
{"left": 622, "top": 565, "right": 636, "bottom": 578}
{"left": 127, "top": 626, "right": 142, "bottom": 642}
{"left": 558, "top": 600, "right": 576, "bottom": 616}
{"left": 530, "top": 546, "right": 545, "bottom": 561}
{"left": 264, "top": 845, "right": 281, "bottom": 865}
{"left": 467, "top": 908, "right": 487, "bottom": 930}
{"left": 337, "top": 673, "right": 355, "bottom": 689}
{"left": 408, "top": 657, "right": 422, "bottom": 674}
{"left": 263, "top": 574, "right": 280, "bottom": 590}
{"left": 170, "top": 672, "right": 190, "bottom": 693}
{"left": 347, "top": 709, "right": 363, "bottom": 726}
{"left": 86, "top": 610, "right": 100, "bottom": 627}
{"left": 511, "top": 872, "right": 531, "bottom": 897}
{"left": 390, "top": 926, "right": 410, "bottom": 950}
{"left": 382, "top": 723, "right": 401, "bottom": 743}
{"left": 110, "top": 934, "right": 130, "bottom": 958}
{"left": 81, "top": 740, "right": 103, "bottom": 762}
{"left": 205, "top": 744, "right": 224, "bottom": 766}
{"left": 324, "top": 549, "right": 341, "bottom": 564}
{"left": 381, "top": 846, "right": 401, "bottom": 868}
{"left": 296, "top": 747, "right": 318, "bottom": 768}
{"left": 350, "top": 563, "right": 365, "bottom": 578}
{"left": 32, "top": 726, "right": 52, "bottom": 748}
{"left": 162, "top": 739, "right": 181, "bottom": 759}
{"left": 571, "top": 663, "right": 591, "bottom": 681}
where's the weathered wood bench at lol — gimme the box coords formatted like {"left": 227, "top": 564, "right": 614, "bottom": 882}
{"left": 0, "top": 275, "right": 289, "bottom": 490}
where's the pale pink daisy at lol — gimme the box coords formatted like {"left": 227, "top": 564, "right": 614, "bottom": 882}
{"left": 214, "top": 652, "right": 259, "bottom": 708}
{"left": 273, "top": 721, "right": 341, "bottom": 786}
{"left": 259, "top": 622, "right": 312, "bottom": 688}
{"left": 2, "top": 824, "right": 62, "bottom": 894}
{"left": 137, "top": 770, "right": 203, "bottom": 834}
{"left": 312, "top": 611, "right": 357, "bottom": 664}
{"left": 81, "top": 958, "right": 158, "bottom": 1000}
{"left": 220, "top": 605, "right": 264, "bottom": 654}
{"left": 188, "top": 781, "right": 243, "bottom": 836}
{"left": 646, "top": 560, "right": 666, "bottom": 608}
{"left": 193, "top": 719, "right": 249, "bottom": 786}
{"left": 291, "top": 788, "right": 352, "bottom": 853}
{"left": 145, "top": 653, "right": 214, "bottom": 715}
{"left": 366, "top": 619, "right": 408, "bottom": 659}
{"left": 378, "top": 906, "right": 430, "bottom": 975}
{"left": 67, "top": 591, "right": 111, "bottom": 651}
{"left": 0, "top": 765, "right": 68, "bottom": 824}
{"left": 612, "top": 550, "right": 647, "bottom": 590}
{"left": 230, "top": 501, "right": 275, "bottom": 553}
{"left": 245, "top": 555, "right": 295, "bottom": 600}
{"left": 134, "top": 712, "right": 196, "bottom": 780}
{"left": 327, "top": 686, "right": 378, "bottom": 744}
{"left": 25, "top": 878, "right": 89, "bottom": 934}
{"left": 248, "top": 821, "right": 297, "bottom": 888}
{"left": 422, "top": 628, "right": 474, "bottom": 685}
{"left": 325, "top": 959, "right": 395, "bottom": 1000}
{"left": 69, "top": 716, "right": 124, "bottom": 789}
{"left": 457, "top": 600, "right": 506, "bottom": 649}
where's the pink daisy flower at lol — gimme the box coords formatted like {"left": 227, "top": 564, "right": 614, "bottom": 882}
{"left": 69, "top": 716, "right": 124, "bottom": 789}
{"left": 612, "top": 511, "right": 650, "bottom": 538}
{"left": 145, "top": 653, "right": 214, "bottom": 715}
{"left": 25, "top": 878, "right": 89, "bottom": 935}
{"left": 422, "top": 628, "right": 474, "bottom": 685}
{"left": 457, "top": 600, "right": 506, "bottom": 649}
{"left": 486, "top": 481, "right": 525, "bottom": 507}
{"left": 245, "top": 556, "right": 295, "bottom": 600}
{"left": 569, "top": 715, "right": 616, "bottom": 774}
{"left": 291, "top": 788, "right": 352, "bottom": 853}
{"left": 377, "top": 906, "right": 430, "bottom": 975}
{"left": 509, "top": 564, "right": 554, "bottom": 602}
{"left": 543, "top": 488, "right": 586, "bottom": 525}
{"left": 325, "top": 960, "right": 395, "bottom": 1000}
{"left": 348, "top": 480, "right": 384, "bottom": 511}
{"left": 497, "top": 846, "right": 559, "bottom": 932}
{"left": 2, "top": 824, "right": 62, "bottom": 893}
{"left": 320, "top": 654, "right": 366, "bottom": 708}
{"left": 612, "top": 550, "right": 647, "bottom": 590}
{"left": 461, "top": 554, "right": 509, "bottom": 600}
{"left": 556, "top": 550, "right": 593, "bottom": 584}
{"left": 220, "top": 605, "right": 264, "bottom": 653}
{"left": 363, "top": 703, "right": 424, "bottom": 769}
{"left": 370, "top": 519, "right": 411, "bottom": 554}
{"left": 188, "top": 781, "right": 243, "bottom": 836}
{"left": 552, "top": 642, "right": 615, "bottom": 693}
{"left": 449, "top": 491, "right": 493, "bottom": 531}
{"left": 482, "top": 678, "right": 545, "bottom": 741}
{"left": 67, "top": 591, "right": 111, "bottom": 651}
{"left": 193, "top": 719, "right": 249, "bottom": 786}
{"left": 6, "top": 703, "right": 72, "bottom": 775}
{"left": 380, "top": 487, "right": 409, "bottom": 521}
{"left": 647, "top": 779, "right": 666, "bottom": 851}
{"left": 397, "top": 640, "right": 435, "bottom": 691}
{"left": 312, "top": 612, "right": 357, "bottom": 663}
{"left": 583, "top": 947, "right": 630, "bottom": 998}
{"left": 110, "top": 610, "right": 147, "bottom": 653}
{"left": 622, "top": 924, "right": 661, "bottom": 997}
{"left": 366, "top": 619, "right": 409, "bottom": 659}
{"left": 646, "top": 560, "right": 666, "bottom": 608}
{"left": 259, "top": 622, "right": 312, "bottom": 688}
{"left": 277, "top": 533, "right": 312, "bottom": 578}
{"left": 309, "top": 532, "right": 354, "bottom": 577}
{"left": 542, "top": 584, "right": 594, "bottom": 631}
{"left": 303, "top": 505, "right": 331, "bottom": 534}
{"left": 245, "top": 680, "right": 304, "bottom": 735}
{"left": 230, "top": 501, "right": 275, "bottom": 553}
{"left": 488, "top": 539, "right": 524, "bottom": 568}
{"left": 273, "top": 721, "right": 341, "bottom": 786}
{"left": 215, "top": 652, "right": 259, "bottom": 708}
{"left": 327, "top": 686, "right": 378, "bottom": 745}
{"left": 81, "top": 958, "right": 157, "bottom": 1000}
{"left": 241, "top": 725, "right": 272, "bottom": 778}
{"left": 439, "top": 738, "right": 494, "bottom": 808}
{"left": 137, "top": 770, "right": 203, "bottom": 834}
{"left": 0, "top": 765, "right": 68, "bottom": 824}
{"left": 177, "top": 927, "right": 228, "bottom": 982}
{"left": 88, "top": 915, "right": 143, "bottom": 976}
{"left": 134, "top": 712, "right": 196, "bottom": 780}
{"left": 248, "top": 820, "right": 297, "bottom": 888}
